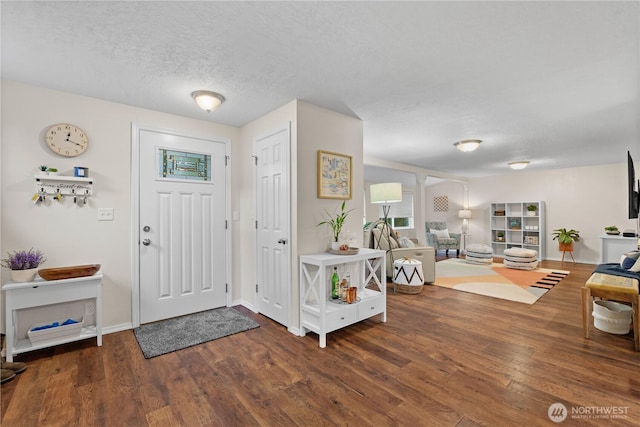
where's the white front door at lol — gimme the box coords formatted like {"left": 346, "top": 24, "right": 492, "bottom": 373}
{"left": 139, "top": 128, "right": 227, "bottom": 324}
{"left": 255, "top": 125, "right": 291, "bottom": 327}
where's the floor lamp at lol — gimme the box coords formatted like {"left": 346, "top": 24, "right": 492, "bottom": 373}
{"left": 370, "top": 182, "right": 402, "bottom": 248}
{"left": 458, "top": 209, "right": 472, "bottom": 253}
{"left": 370, "top": 182, "right": 402, "bottom": 292}
{"left": 458, "top": 209, "right": 472, "bottom": 234}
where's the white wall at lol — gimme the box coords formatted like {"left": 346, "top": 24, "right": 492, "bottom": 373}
{"left": 468, "top": 163, "right": 635, "bottom": 264}
{"left": 425, "top": 180, "right": 466, "bottom": 236}
{"left": 296, "top": 102, "right": 363, "bottom": 328}
{"left": 1, "top": 80, "right": 240, "bottom": 331}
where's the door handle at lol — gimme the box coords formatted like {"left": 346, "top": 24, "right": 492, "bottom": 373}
{"left": 142, "top": 239, "right": 151, "bottom": 246}
{"left": 277, "top": 238, "right": 288, "bottom": 244}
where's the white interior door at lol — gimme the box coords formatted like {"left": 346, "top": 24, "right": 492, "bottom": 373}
{"left": 139, "top": 129, "right": 227, "bottom": 324}
{"left": 255, "top": 126, "right": 291, "bottom": 327}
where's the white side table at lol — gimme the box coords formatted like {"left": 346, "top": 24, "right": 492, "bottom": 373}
{"left": 3, "top": 271, "right": 103, "bottom": 361}
{"left": 299, "top": 249, "right": 386, "bottom": 348}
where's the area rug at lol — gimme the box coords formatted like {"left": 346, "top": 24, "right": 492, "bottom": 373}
{"left": 433, "top": 258, "right": 569, "bottom": 304}
{"left": 133, "top": 307, "right": 260, "bottom": 358}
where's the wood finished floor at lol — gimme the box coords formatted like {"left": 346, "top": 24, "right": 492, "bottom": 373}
{"left": 2, "top": 258, "right": 639, "bottom": 426}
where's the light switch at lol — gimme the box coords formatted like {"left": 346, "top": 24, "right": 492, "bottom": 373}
{"left": 98, "top": 208, "right": 114, "bottom": 221}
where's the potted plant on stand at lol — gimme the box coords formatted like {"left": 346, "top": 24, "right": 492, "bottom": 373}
{"left": 318, "top": 201, "right": 354, "bottom": 250}
{"left": 1, "top": 248, "right": 47, "bottom": 282}
{"left": 552, "top": 228, "right": 580, "bottom": 263}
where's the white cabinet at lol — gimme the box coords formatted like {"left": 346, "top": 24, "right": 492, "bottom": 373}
{"left": 490, "top": 202, "right": 545, "bottom": 260}
{"left": 299, "top": 248, "right": 386, "bottom": 348}
{"left": 2, "top": 272, "right": 103, "bottom": 361}
{"left": 600, "top": 234, "right": 638, "bottom": 263}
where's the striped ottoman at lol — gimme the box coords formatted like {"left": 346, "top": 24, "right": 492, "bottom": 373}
{"left": 465, "top": 244, "right": 493, "bottom": 265}
{"left": 504, "top": 247, "right": 538, "bottom": 270}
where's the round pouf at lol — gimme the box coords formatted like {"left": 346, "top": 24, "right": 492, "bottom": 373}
{"left": 503, "top": 247, "right": 538, "bottom": 270}
{"left": 393, "top": 257, "right": 424, "bottom": 294}
{"left": 465, "top": 244, "right": 493, "bottom": 265}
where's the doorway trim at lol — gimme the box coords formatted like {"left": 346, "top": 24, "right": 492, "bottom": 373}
{"left": 130, "top": 123, "right": 232, "bottom": 328}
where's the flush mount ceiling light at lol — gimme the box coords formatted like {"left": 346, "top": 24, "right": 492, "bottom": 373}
{"left": 191, "top": 90, "right": 225, "bottom": 112}
{"left": 454, "top": 139, "right": 482, "bottom": 152}
{"left": 508, "top": 161, "right": 530, "bottom": 170}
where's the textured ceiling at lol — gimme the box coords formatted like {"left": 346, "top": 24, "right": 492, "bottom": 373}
{"left": 2, "top": 1, "right": 638, "bottom": 177}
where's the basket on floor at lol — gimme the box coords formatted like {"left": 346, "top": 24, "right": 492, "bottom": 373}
{"left": 395, "top": 282, "right": 423, "bottom": 294}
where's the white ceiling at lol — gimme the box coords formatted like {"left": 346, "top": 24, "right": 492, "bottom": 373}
{"left": 2, "top": 1, "right": 638, "bottom": 177}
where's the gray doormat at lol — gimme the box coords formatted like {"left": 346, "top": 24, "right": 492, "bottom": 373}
{"left": 133, "top": 307, "right": 260, "bottom": 358}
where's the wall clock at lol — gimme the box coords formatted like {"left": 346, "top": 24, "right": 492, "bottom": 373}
{"left": 45, "top": 123, "right": 89, "bottom": 157}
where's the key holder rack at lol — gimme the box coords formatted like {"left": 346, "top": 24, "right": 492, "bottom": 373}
{"left": 34, "top": 175, "right": 93, "bottom": 205}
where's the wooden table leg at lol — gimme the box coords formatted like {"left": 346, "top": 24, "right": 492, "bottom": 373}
{"left": 581, "top": 287, "right": 591, "bottom": 339}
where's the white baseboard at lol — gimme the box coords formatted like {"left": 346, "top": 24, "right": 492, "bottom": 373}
{"left": 232, "top": 299, "right": 257, "bottom": 312}
{"left": 102, "top": 322, "right": 133, "bottom": 335}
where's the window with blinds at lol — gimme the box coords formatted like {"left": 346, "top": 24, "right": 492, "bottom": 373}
{"left": 379, "top": 191, "right": 414, "bottom": 229}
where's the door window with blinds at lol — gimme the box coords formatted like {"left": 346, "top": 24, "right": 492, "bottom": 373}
{"left": 379, "top": 191, "right": 414, "bottom": 229}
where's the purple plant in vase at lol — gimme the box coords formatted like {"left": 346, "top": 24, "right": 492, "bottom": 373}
{"left": 1, "top": 248, "right": 47, "bottom": 270}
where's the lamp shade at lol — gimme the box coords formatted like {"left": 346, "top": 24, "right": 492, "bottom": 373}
{"left": 370, "top": 182, "right": 402, "bottom": 204}
{"left": 458, "top": 209, "right": 472, "bottom": 219}
{"left": 191, "top": 90, "right": 225, "bottom": 112}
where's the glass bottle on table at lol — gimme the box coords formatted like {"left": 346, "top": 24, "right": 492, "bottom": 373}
{"left": 331, "top": 267, "right": 340, "bottom": 299}
{"left": 340, "top": 273, "right": 350, "bottom": 300}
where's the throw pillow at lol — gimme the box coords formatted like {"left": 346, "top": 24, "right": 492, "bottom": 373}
{"left": 398, "top": 237, "right": 415, "bottom": 248}
{"left": 620, "top": 250, "right": 640, "bottom": 272}
{"left": 431, "top": 228, "right": 450, "bottom": 239}
{"left": 372, "top": 227, "right": 398, "bottom": 250}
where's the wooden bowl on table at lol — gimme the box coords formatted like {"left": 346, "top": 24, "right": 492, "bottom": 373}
{"left": 38, "top": 264, "right": 101, "bottom": 281}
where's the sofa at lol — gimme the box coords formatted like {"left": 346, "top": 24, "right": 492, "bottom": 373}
{"left": 366, "top": 220, "right": 435, "bottom": 283}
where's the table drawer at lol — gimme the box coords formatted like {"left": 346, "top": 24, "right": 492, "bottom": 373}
{"left": 325, "top": 306, "right": 358, "bottom": 332}
{"left": 358, "top": 296, "right": 385, "bottom": 320}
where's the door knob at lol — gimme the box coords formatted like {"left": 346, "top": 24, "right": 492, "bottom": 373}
{"left": 277, "top": 238, "right": 288, "bottom": 244}
{"left": 142, "top": 239, "right": 151, "bottom": 246}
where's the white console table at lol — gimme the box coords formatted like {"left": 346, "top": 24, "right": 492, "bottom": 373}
{"left": 3, "top": 271, "right": 103, "bottom": 361}
{"left": 599, "top": 234, "right": 637, "bottom": 263}
{"left": 299, "top": 248, "right": 386, "bottom": 348}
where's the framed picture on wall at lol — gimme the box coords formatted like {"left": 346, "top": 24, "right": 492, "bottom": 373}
{"left": 317, "top": 150, "right": 352, "bottom": 199}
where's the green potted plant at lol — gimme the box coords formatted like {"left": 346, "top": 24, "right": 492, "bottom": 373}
{"left": 604, "top": 225, "right": 620, "bottom": 235}
{"left": 38, "top": 165, "right": 48, "bottom": 175}
{"left": 318, "top": 201, "right": 354, "bottom": 250}
{"left": 496, "top": 232, "right": 505, "bottom": 242}
{"left": 1, "top": 248, "right": 46, "bottom": 282}
{"left": 526, "top": 204, "right": 538, "bottom": 216}
{"left": 552, "top": 228, "right": 580, "bottom": 251}
{"left": 46, "top": 167, "right": 58, "bottom": 175}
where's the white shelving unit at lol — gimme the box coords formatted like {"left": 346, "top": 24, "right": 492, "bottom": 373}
{"left": 2, "top": 271, "right": 103, "bottom": 361}
{"left": 299, "top": 248, "right": 386, "bottom": 348}
{"left": 490, "top": 201, "right": 545, "bottom": 260}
